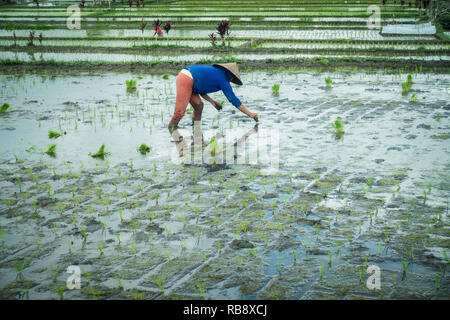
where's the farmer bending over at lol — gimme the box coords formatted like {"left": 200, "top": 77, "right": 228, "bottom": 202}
{"left": 168, "top": 63, "right": 258, "bottom": 133}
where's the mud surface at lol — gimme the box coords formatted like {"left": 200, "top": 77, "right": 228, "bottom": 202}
{"left": 0, "top": 70, "right": 449, "bottom": 299}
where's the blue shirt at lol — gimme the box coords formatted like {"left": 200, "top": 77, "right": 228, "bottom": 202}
{"left": 183, "top": 65, "right": 242, "bottom": 108}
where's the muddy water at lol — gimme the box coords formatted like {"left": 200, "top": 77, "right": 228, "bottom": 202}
{"left": 0, "top": 70, "right": 449, "bottom": 299}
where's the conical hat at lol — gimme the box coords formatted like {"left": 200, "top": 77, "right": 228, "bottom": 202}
{"left": 212, "top": 63, "right": 243, "bottom": 86}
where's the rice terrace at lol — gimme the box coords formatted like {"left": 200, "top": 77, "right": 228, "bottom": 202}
{"left": 0, "top": 0, "right": 449, "bottom": 302}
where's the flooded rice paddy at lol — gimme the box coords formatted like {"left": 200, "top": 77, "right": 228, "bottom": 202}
{"left": 0, "top": 69, "right": 449, "bottom": 299}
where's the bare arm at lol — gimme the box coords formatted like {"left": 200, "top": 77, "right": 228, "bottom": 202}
{"left": 238, "top": 104, "right": 258, "bottom": 122}
{"left": 201, "top": 94, "right": 222, "bottom": 111}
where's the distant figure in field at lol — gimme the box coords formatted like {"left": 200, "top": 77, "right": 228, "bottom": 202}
{"left": 80, "top": 0, "right": 85, "bottom": 7}
{"left": 128, "top": 0, "right": 132, "bottom": 8}
{"left": 34, "top": 0, "right": 39, "bottom": 7}
{"left": 154, "top": 24, "right": 163, "bottom": 36}
{"left": 136, "top": 0, "right": 140, "bottom": 7}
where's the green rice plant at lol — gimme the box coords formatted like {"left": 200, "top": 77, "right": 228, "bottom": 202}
{"left": 116, "top": 234, "right": 121, "bottom": 245}
{"left": 116, "top": 276, "right": 124, "bottom": 289}
{"left": 156, "top": 275, "right": 165, "bottom": 293}
{"left": 240, "top": 221, "right": 248, "bottom": 233}
{"left": 97, "top": 241, "right": 104, "bottom": 255}
{"left": 161, "top": 74, "right": 169, "bottom": 80}
{"left": 57, "top": 287, "right": 64, "bottom": 300}
{"left": 209, "top": 137, "right": 220, "bottom": 157}
{"left": 364, "top": 255, "right": 369, "bottom": 268}
{"left": 401, "top": 260, "right": 407, "bottom": 276}
{"left": 131, "top": 241, "right": 137, "bottom": 257}
{"left": 44, "top": 144, "right": 56, "bottom": 156}
{"left": 271, "top": 83, "right": 280, "bottom": 95}
{"left": 193, "top": 282, "right": 206, "bottom": 299}
{"left": 126, "top": 79, "right": 137, "bottom": 92}
{"left": 90, "top": 144, "right": 110, "bottom": 159}
{"left": 0, "top": 103, "right": 10, "bottom": 113}
{"left": 119, "top": 209, "right": 123, "bottom": 223}
{"left": 423, "top": 190, "right": 427, "bottom": 205}
{"left": 332, "top": 118, "right": 345, "bottom": 136}
{"left": 443, "top": 250, "right": 449, "bottom": 264}
{"left": 202, "top": 251, "right": 207, "bottom": 263}
{"left": 410, "top": 93, "right": 417, "bottom": 102}
{"left": 137, "top": 143, "right": 151, "bottom": 155}
{"left": 48, "top": 130, "right": 63, "bottom": 139}
{"left": 82, "top": 269, "right": 90, "bottom": 286}
{"left": 385, "top": 231, "right": 389, "bottom": 243}
{"left": 319, "top": 264, "right": 324, "bottom": 280}
{"left": 328, "top": 250, "right": 332, "bottom": 265}
{"left": 325, "top": 77, "right": 333, "bottom": 87}
{"left": 359, "top": 266, "right": 365, "bottom": 283}
{"left": 14, "top": 261, "right": 25, "bottom": 279}
{"left": 277, "top": 262, "right": 281, "bottom": 273}
{"left": 292, "top": 249, "right": 296, "bottom": 262}
{"left": 80, "top": 227, "right": 87, "bottom": 241}
{"left": 435, "top": 275, "right": 439, "bottom": 290}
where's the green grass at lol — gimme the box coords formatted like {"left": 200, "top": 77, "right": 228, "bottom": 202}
{"left": 325, "top": 77, "right": 332, "bottom": 87}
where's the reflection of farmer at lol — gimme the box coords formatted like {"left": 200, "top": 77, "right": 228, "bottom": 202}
{"left": 168, "top": 63, "right": 258, "bottom": 133}
{"left": 170, "top": 122, "right": 259, "bottom": 165}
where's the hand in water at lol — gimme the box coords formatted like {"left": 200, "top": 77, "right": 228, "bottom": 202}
{"left": 251, "top": 113, "right": 259, "bottom": 122}
{"left": 213, "top": 101, "right": 223, "bottom": 111}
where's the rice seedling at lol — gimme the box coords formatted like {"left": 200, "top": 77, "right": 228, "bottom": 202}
{"left": 82, "top": 269, "right": 90, "bottom": 286}
{"left": 271, "top": 84, "right": 280, "bottom": 95}
{"left": 156, "top": 275, "right": 165, "bottom": 293}
{"left": 48, "top": 130, "right": 64, "bottom": 139}
{"left": 98, "top": 241, "right": 105, "bottom": 255}
{"left": 90, "top": 144, "right": 110, "bottom": 159}
{"left": 44, "top": 144, "right": 56, "bottom": 156}
{"left": 443, "top": 250, "right": 449, "bottom": 264}
{"left": 423, "top": 190, "right": 427, "bottom": 205}
{"left": 114, "top": 275, "right": 124, "bottom": 290}
{"left": 126, "top": 80, "right": 137, "bottom": 93}
{"left": 80, "top": 227, "right": 87, "bottom": 241}
{"left": 332, "top": 118, "right": 345, "bottom": 137}
{"left": 319, "top": 264, "right": 324, "bottom": 280}
{"left": 57, "top": 287, "right": 64, "bottom": 300}
{"left": 131, "top": 241, "right": 137, "bottom": 257}
{"left": 325, "top": 77, "right": 333, "bottom": 87}
{"left": 217, "top": 242, "right": 222, "bottom": 255}
{"left": 359, "top": 266, "right": 365, "bottom": 283}
{"left": 166, "top": 250, "right": 171, "bottom": 261}
{"left": 14, "top": 261, "right": 25, "bottom": 279}
{"left": 137, "top": 143, "right": 151, "bottom": 155}
{"left": 202, "top": 251, "right": 207, "bottom": 263}
{"left": 193, "top": 282, "right": 206, "bottom": 299}
{"left": 435, "top": 275, "right": 439, "bottom": 290}
{"left": 139, "top": 18, "right": 147, "bottom": 44}
{"left": 328, "top": 250, "right": 333, "bottom": 265}
{"left": 401, "top": 260, "right": 407, "bottom": 276}
{"left": 161, "top": 74, "right": 169, "bottom": 80}
{"left": 410, "top": 93, "right": 417, "bottom": 102}
{"left": 0, "top": 103, "right": 11, "bottom": 113}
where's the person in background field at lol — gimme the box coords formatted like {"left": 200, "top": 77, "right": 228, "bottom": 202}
{"left": 154, "top": 24, "right": 163, "bottom": 36}
{"left": 168, "top": 63, "right": 258, "bottom": 133}
{"left": 80, "top": 0, "right": 85, "bottom": 7}
{"left": 128, "top": 0, "right": 132, "bottom": 8}
{"left": 34, "top": 0, "right": 39, "bottom": 7}
{"left": 136, "top": 0, "right": 140, "bottom": 7}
